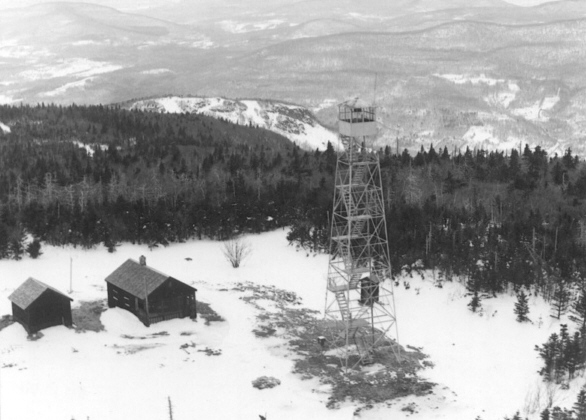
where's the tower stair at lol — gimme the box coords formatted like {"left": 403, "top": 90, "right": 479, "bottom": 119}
{"left": 334, "top": 291, "right": 350, "bottom": 321}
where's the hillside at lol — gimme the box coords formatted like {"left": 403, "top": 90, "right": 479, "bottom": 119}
{"left": 124, "top": 96, "right": 337, "bottom": 150}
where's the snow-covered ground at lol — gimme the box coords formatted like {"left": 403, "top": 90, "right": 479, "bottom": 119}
{"left": 140, "top": 68, "right": 173, "bottom": 75}
{"left": 462, "top": 125, "right": 498, "bottom": 145}
{"left": 71, "top": 141, "right": 110, "bottom": 156}
{"left": 0, "top": 94, "right": 16, "bottom": 105}
{"left": 511, "top": 102, "right": 544, "bottom": 121}
{"left": 434, "top": 73, "right": 505, "bottom": 86}
{"left": 17, "top": 58, "right": 123, "bottom": 82}
{"left": 219, "top": 19, "right": 285, "bottom": 34}
{"left": 0, "top": 230, "right": 583, "bottom": 420}
{"left": 129, "top": 96, "right": 338, "bottom": 151}
{"left": 0, "top": 121, "right": 10, "bottom": 133}
{"left": 41, "top": 77, "right": 94, "bottom": 97}
{"left": 503, "top": 0, "right": 561, "bottom": 5}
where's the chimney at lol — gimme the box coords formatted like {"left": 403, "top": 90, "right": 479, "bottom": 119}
{"left": 139, "top": 255, "right": 146, "bottom": 266}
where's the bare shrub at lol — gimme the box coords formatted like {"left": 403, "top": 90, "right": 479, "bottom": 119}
{"left": 221, "top": 238, "right": 252, "bottom": 268}
{"left": 252, "top": 376, "right": 281, "bottom": 389}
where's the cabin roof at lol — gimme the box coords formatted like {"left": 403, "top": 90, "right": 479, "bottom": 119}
{"left": 8, "top": 277, "right": 73, "bottom": 310}
{"left": 339, "top": 97, "right": 373, "bottom": 109}
{"left": 105, "top": 259, "right": 196, "bottom": 299}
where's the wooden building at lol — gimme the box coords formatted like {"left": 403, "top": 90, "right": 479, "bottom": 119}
{"left": 105, "top": 256, "right": 197, "bottom": 326}
{"left": 8, "top": 278, "right": 73, "bottom": 334}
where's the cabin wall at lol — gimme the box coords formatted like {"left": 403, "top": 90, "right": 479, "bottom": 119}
{"left": 12, "top": 302, "right": 30, "bottom": 332}
{"left": 107, "top": 283, "right": 138, "bottom": 314}
{"left": 149, "top": 279, "right": 196, "bottom": 320}
{"left": 27, "top": 291, "right": 72, "bottom": 333}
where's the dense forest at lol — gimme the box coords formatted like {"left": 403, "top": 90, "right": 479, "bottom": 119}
{"left": 0, "top": 103, "right": 334, "bottom": 253}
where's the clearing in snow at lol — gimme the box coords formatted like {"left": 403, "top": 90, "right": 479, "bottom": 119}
{"left": 0, "top": 230, "right": 583, "bottom": 419}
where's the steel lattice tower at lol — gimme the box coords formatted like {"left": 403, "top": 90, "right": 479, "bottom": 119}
{"left": 324, "top": 99, "right": 399, "bottom": 369}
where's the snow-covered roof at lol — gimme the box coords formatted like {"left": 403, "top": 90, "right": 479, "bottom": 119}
{"left": 105, "top": 259, "right": 196, "bottom": 299}
{"left": 339, "top": 97, "right": 373, "bottom": 109}
{"left": 8, "top": 277, "right": 72, "bottom": 310}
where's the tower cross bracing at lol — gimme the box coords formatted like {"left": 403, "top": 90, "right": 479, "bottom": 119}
{"left": 324, "top": 99, "right": 399, "bottom": 369}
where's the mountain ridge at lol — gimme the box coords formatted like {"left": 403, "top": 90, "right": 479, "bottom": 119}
{"left": 123, "top": 96, "right": 338, "bottom": 151}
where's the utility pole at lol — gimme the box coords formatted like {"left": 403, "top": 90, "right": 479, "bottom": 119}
{"left": 69, "top": 256, "right": 73, "bottom": 294}
{"left": 168, "top": 397, "right": 174, "bottom": 420}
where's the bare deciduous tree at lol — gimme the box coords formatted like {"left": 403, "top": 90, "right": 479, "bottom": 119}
{"left": 222, "top": 238, "right": 252, "bottom": 268}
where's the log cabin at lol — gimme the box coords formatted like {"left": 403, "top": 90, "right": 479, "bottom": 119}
{"left": 105, "top": 256, "right": 197, "bottom": 326}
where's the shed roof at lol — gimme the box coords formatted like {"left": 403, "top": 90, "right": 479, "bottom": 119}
{"left": 105, "top": 259, "right": 196, "bottom": 299}
{"left": 8, "top": 278, "right": 73, "bottom": 310}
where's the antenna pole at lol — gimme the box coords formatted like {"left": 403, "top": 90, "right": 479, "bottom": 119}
{"left": 373, "top": 73, "right": 378, "bottom": 105}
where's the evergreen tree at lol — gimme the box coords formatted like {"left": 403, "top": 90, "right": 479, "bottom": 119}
{"left": 574, "top": 387, "right": 586, "bottom": 420}
{"left": 0, "top": 223, "right": 9, "bottom": 259}
{"left": 570, "top": 286, "right": 586, "bottom": 333}
{"left": 556, "top": 324, "right": 570, "bottom": 382}
{"left": 550, "top": 406, "right": 573, "bottom": 420}
{"left": 468, "top": 290, "right": 481, "bottom": 313}
{"left": 566, "top": 331, "right": 583, "bottom": 379}
{"left": 535, "top": 332, "right": 559, "bottom": 381}
{"left": 25, "top": 238, "right": 42, "bottom": 259}
{"left": 514, "top": 290, "right": 530, "bottom": 322}
{"left": 540, "top": 408, "right": 550, "bottom": 420}
{"left": 9, "top": 238, "right": 23, "bottom": 260}
{"left": 8, "top": 228, "right": 25, "bottom": 260}
{"left": 551, "top": 279, "right": 570, "bottom": 320}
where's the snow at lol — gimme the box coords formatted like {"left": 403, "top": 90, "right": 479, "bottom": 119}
{"left": 0, "top": 94, "right": 20, "bottom": 105}
{"left": 503, "top": 0, "right": 560, "bottom": 5}
{"left": 191, "top": 39, "right": 215, "bottom": 49}
{"left": 541, "top": 93, "right": 560, "bottom": 111}
{"left": 434, "top": 73, "right": 505, "bottom": 86}
{"left": 0, "top": 121, "right": 10, "bottom": 133}
{"left": 462, "top": 125, "right": 499, "bottom": 145}
{"left": 0, "top": 230, "right": 582, "bottom": 420}
{"left": 347, "top": 12, "right": 386, "bottom": 21}
{"left": 41, "top": 77, "right": 93, "bottom": 97}
{"left": 0, "top": 44, "right": 52, "bottom": 60}
{"left": 71, "top": 141, "right": 109, "bottom": 156}
{"left": 18, "top": 59, "right": 123, "bottom": 82}
{"left": 129, "top": 96, "right": 338, "bottom": 151}
{"left": 511, "top": 102, "right": 544, "bottom": 121}
{"left": 312, "top": 98, "right": 338, "bottom": 113}
{"left": 140, "top": 68, "right": 172, "bottom": 75}
{"left": 220, "top": 19, "right": 285, "bottom": 34}
{"left": 71, "top": 40, "right": 103, "bottom": 46}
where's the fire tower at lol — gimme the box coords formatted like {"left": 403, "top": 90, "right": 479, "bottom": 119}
{"left": 324, "top": 98, "right": 399, "bottom": 369}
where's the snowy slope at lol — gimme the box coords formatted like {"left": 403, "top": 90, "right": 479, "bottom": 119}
{"left": 0, "top": 231, "right": 583, "bottom": 420}
{"left": 0, "top": 121, "right": 10, "bottom": 133}
{"left": 127, "top": 96, "right": 338, "bottom": 151}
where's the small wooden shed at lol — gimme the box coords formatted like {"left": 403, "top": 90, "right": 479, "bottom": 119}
{"left": 8, "top": 278, "right": 73, "bottom": 334}
{"left": 105, "top": 256, "right": 197, "bottom": 326}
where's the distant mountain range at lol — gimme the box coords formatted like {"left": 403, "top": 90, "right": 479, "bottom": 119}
{"left": 2, "top": 0, "right": 586, "bottom": 155}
